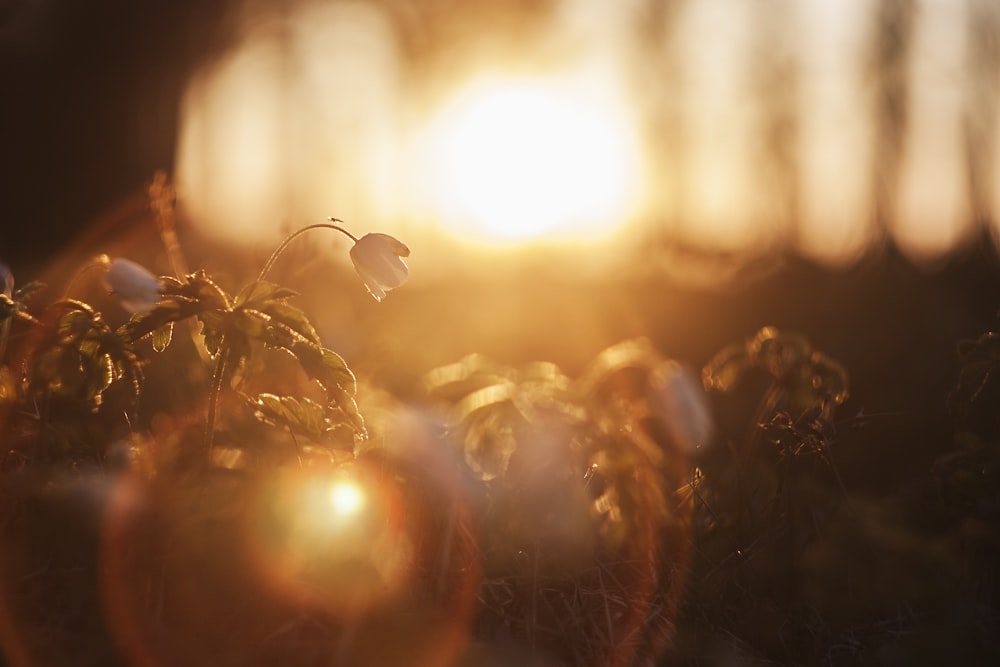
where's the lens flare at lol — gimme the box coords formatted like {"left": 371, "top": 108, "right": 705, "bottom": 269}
{"left": 329, "top": 480, "right": 364, "bottom": 516}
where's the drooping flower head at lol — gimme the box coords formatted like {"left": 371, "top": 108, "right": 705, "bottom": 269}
{"left": 101, "top": 257, "right": 162, "bottom": 314}
{"left": 348, "top": 232, "right": 410, "bottom": 302}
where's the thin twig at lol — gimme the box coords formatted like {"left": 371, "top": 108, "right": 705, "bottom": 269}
{"left": 205, "top": 345, "right": 230, "bottom": 453}
{"left": 257, "top": 220, "right": 357, "bottom": 282}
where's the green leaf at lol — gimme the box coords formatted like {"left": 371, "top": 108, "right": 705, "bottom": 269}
{"left": 78, "top": 351, "right": 113, "bottom": 406}
{"left": 254, "top": 302, "right": 321, "bottom": 345}
{"left": 231, "top": 309, "right": 270, "bottom": 341}
{"left": 117, "top": 296, "right": 201, "bottom": 343}
{"left": 198, "top": 310, "right": 227, "bottom": 357}
{"left": 250, "top": 392, "right": 331, "bottom": 442}
{"left": 234, "top": 280, "right": 298, "bottom": 307}
{"left": 203, "top": 327, "right": 223, "bottom": 358}
{"left": 182, "top": 270, "right": 233, "bottom": 310}
{"left": 56, "top": 307, "right": 93, "bottom": 340}
{"left": 328, "top": 386, "right": 367, "bottom": 438}
{"left": 291, "top": 341, "right": 357, "bottom": 397}
{"left": 152, "top": 322, "right": 174, "bottom": 352}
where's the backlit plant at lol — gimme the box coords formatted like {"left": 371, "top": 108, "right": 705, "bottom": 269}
{"left": 0, "top": 212, "right": 406, "bottom": 466}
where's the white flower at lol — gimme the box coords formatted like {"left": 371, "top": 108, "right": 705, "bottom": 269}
{"left": 101, "top": 257, "right": 162, "bottom": 314}
{"left": 349, "top": 233, "right": 410, "bottom": 301}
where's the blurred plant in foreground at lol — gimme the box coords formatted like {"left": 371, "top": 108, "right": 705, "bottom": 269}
{"left": 422, "top": 338, "right": 709, "bottom": 666}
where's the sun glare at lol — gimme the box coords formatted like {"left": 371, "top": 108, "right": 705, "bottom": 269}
{"left": 330, "top": 480, "right": 365, "bottom": 516}
{"left": 426, "top": 79, "right": 642, "bottom": 244}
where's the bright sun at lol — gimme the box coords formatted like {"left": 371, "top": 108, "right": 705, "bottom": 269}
{"left": 427, "top": 80, "right": 642, "bottom": 244}
{"left": 329, "top": 481, "right": 365, "bottom": 516}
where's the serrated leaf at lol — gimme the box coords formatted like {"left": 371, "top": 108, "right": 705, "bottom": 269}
{"left": 255, "top": 301, "right": 321, "bottom": 345}
{"left": 152, "top": 322, "right": 174, "bottom": 352}
{"left": 78, "top": 336, "right": 101, "bottom": 360}
{"left": 291, "top": 341, "right": 357, "bottom": 396}
{"left": 56, "top": 308, "right": 92, "bottom": 339}
{"left": 159, "top": 276, "right": 185, "bottom": 290}
{"left": 197, "top": 310, "right": 228, "bottom": 357}
{"left": 327, "top": 386, "right": 367, "bottom": 437}
{"left": 232, "top": 309, "right": 269, "bottom": 341}
{"left": 203, "top": 327, "right": 222, "bottom": 357}
{"left": 184, "top": 270, "right": 233, "bottom": 309}
{"left": 80, "top": 352, "right": 113, "bottom": 405}
{"left": 117, "top": 296, "right": 201, "bottom": 343}
{"left": 234, "top": 280, "right": 299, "bottom": 307}
{"left": 251, "top": 392, "right": 330, "bottom": 442}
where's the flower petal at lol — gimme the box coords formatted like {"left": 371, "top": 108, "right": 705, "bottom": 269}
{"left": 349, "top": 233, "right": 410, "bottom": 300}
{"left": 101, "top": 258, "right": 162, "bottom": 314}
{"left": 352, "top": 262, "right": 387, "bottom": 301}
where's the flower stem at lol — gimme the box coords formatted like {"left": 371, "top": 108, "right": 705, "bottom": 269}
{"left": 257, "top": 219, "right": 357, "bottom": 282}
{"left": 205, "top": 344, "right": 230, "bottom": 454}
{"left": 60, "top": 254, "right": 111, "bottom": 300}
{"left": 149, "top": 171, "right": 212, "bottom": 363}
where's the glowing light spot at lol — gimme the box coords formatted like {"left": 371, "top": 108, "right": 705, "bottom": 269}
{"left": 330, "top": 481, "right": 364, "bottom": 516}
{"left": 426, "top": 80, "right": 642, "bottom": 244}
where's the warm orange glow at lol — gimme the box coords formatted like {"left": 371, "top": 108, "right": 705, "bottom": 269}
{"left": 423, "top": 78, "right": 643, "bottom": 244}
{"left": 238, "top": 466, "right": 414, "bottom": 616}
{"left": 329, "top": 480, "right": 364, "bottom": 516}
{"left": 795, "top": 0, "right": 875, "bottom": 264}
{"left": 173, "top": 0, "right": 989, "bottom": 265}
{"left": 894, "top": 0, "right": 972, "bottom": 260}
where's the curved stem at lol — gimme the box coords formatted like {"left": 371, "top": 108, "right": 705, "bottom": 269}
{"left": 257, "top": 220, "right": 357, "bottom": 282}
{"left": 61, "top": 254, "right": 111, "bottom": 300}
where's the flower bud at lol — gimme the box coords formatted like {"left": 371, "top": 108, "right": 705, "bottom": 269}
{"left": 349, "top": 233, "right": 410, "bottom": 301}
{"left": 101, "top": 257, "right": 162, "bottom": 314}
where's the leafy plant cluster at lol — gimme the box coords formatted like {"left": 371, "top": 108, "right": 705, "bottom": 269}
{"left": 0, "top": 262, "right": 362, "bottom": 469}
{"left": 420, "top": 339, "right": 704, "bottom": 665}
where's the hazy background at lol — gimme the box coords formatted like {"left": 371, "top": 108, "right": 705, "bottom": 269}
{"left": 4, "top": 0, "right": 1000, "bottom": 269}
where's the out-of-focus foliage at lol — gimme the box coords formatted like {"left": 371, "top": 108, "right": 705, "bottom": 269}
{"left": 950, "top": 330, "right": 1000, "bottom": 432}
{"left": 423, "top": 338, "right": 701, "bottom": 665}
{"left": 0, "top": 226, "right": 371, "bottom": 467}
{"left": 118, "top": 269, "right": 365, "bottom": 446}
{"left": 704, "top": 325, "right": 849, "bottom": 421}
